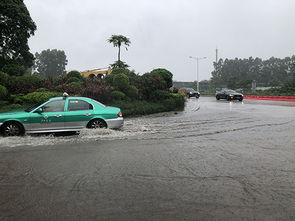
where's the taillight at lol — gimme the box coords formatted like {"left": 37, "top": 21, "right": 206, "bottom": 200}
{"left": 118, "top": 112, "right": 123, "bottom": 117}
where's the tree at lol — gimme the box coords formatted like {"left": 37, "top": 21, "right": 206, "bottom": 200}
{"left": 34, "top": 49, "right": 68, "bottom": 78}
{"left": 0, "top": 0, "right": 36, "bottom": 75}
{"left": 108, "top": 35, "right": 131, "bottom": 62}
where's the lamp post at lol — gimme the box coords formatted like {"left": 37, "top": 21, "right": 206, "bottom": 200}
{"left": 189, "top": 56, "right": 206, "bottom": 92}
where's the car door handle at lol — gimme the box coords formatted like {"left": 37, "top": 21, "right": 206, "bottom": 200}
{"left": 55, "top": 114, "right": 63, "bottom": 118}
{"left": 84, "top": 113, "right": 92, "bottom": 116}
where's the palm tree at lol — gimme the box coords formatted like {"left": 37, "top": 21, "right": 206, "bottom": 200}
{"left": 108, "top": 35, "right": 131, "bottom": 62}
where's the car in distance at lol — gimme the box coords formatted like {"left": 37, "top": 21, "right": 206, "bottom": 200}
{"left": 0, "top": 95, "right": 123, "bottom": 136}
{"left": 216, "top": 89, "right": 243, "bottom": 101}
{"left": 179, "top": 88, "right": 200, "bottom": 98}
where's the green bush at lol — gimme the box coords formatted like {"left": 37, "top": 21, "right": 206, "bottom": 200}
{"left": 0, "top": 85, "right": 8, "bottom": 100}
{"left": 67, "top": 71, "right": 84, "bottom": 81}
{"left": 125, "top": 85, "right": 138, "bottom": 99}
{"left": 36, "top": 88, "right": 49, "bottom": 92}
{"left": 113, "top": 73, "right": 130, "bottom": 91}
{"left": 149, "top": 90, "right": 170, "bottom": 101}
{"left": 2, "top": 64, "right": 26, "bottom": 76}
{"left": 9, "top": 74, "right": 44, "bottom": 93}
{"left": 150, "top": 68, "right": 173, "bottom": 89}
{"left": 68, "top": 81, "right": 83, "bottom": 88}
{"left": 0, "top": 72, "right": 9, "bottom": 87}
{"left": 111, "top": 90, "right": 126, "bottom": 100}
{"left": 66, "top": 77, "right": 82, "bottom": 84}
{"left": 21, "top": 91, "right": 62, "bottom": 104}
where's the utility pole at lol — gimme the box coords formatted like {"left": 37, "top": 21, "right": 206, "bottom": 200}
{"left": 189, "top": 56, "right": 207, "bottom": 92}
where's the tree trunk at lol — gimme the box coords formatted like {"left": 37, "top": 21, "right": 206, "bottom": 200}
{"left": 118, "top": 46, "right": 121, "bottom": 62}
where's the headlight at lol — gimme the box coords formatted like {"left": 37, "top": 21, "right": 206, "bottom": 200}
{"left": 229, "top": 94, "right": 233, "bottom": 97}
{"left": 189, "top": 92, "right": 193, "bottom": 94}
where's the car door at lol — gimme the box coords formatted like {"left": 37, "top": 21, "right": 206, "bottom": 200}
{"left": 64, "top": 99, "right": 95, "bottom": 130}
{"left": 28, "top": 99, "right": 66, "bottom": 132}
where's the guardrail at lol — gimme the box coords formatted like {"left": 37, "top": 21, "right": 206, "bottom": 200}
{"left": 244, "top": 95, "right": 295, "bottom": 102}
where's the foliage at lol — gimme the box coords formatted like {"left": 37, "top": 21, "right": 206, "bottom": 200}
{"left": 16, "top": 91, "right": 62, "bottom": 104}
{"left": 0, "top": 0, "right": 36, "bottom": 74}
{"left": 125, "top": 85, "right": 138, "bottom": 99}
{"left": 211, "top": 56, "right": 295, "bottom": 89}
{"left": 0, "top": 85, "right": 8, "bottom": 100}
{"left": 67, "top": 70, "right": 83, "bottom": 80}
{"left": 108, "top": 35, "right": 131, "bottom": 62}
{"left": 112, "top": 73, "right": 130, "bottom": 92}
{"left": 34, "top": 49, "right": 68, "bottom": 77}
{"left": 1, "top": 64, "right": 26, "bottom": 76}
{"left": 150, "top": 68, "right": 173, "bottom": 88}
{"left": 149, "top": 90, "right": 170, "bottom": 101}
{"left": 110, "top": 60, "right": 129, "bottom": 69}
{"left": 66, "top": 77, "right": 82, "bottom": 84}
{"left": 111, "top": 90, "right": 126, "bottom": 100}
{"left": 0, "top": 72, "right": 9, "bottom": 87}
{"left": 110, "top": 94, "right": 185, "bottom": 117}
{"left": 9, "top": 74, "right": 43, "bottom": 94}
{"left": 81, "top": 79, "right": 112, "bottom": 103}
{"left": 139, "top": 72, "right": 167, "bottom": 100}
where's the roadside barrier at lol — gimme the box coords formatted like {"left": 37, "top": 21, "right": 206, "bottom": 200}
{"left": 244, "top": 95, "right": 295, "bottom": 102}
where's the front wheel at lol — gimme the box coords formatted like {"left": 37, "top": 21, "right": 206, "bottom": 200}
{"left": 226, "top": 96, "right": 231, "bottom": 101}
{"left": 2, "top": 122, "right": 24, "bottom": 136}
{"left": 216, "top": 95, "right": 220, "bottom": 100}
{"left": 88, "top": 119, "right": 107, "bottom": 129}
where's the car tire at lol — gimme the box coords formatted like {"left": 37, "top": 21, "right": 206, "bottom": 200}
{"left": 88, "top": 119, "right": 107, "bottom": 129}
{"left": 216, "top": 95, "right": 220, "bottom": 100}
{"left": 239, "top": 98, "right": 243, "bottom": 102}
{"left": 2, "top": 122, "right": 24, "bottom": 136}
{"left": 226, "top": 96, "right": 231, "bottom": 101}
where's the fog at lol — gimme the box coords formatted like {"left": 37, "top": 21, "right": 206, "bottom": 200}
{"left": 24, "top": 0, "right": 295, "bottom": 81}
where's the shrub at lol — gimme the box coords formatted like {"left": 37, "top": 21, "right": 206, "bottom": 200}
{"left": 139, "top": 72, "right": 167, "bottom": 100}
{"left": 111, "top": 90, "right": 126, "bottom": 100}
{"left": 9, "top": 74, "right": 44, "bottom": 93}
{"left": 113, "top": 73, "right": 130, "bottom": 92}
{"left": 66, "top": 77, "right": 82, "bottom": 84}
{"left": 69, "top": 81, "right": 83, "bottom": 88}
{"left": 150, "top": 68, "right": 173, "bottom": 89}
{"left": 81, "top": 79, "right": 112, "bottom": 103}
{"left": 21, "top": 91, "right": 62, "bottom": 104}
{"left": 36, "top": 88, "right": 49, "bottom": 92}
{"left": 0, "top": 85, "right": 8, "bottom": 100}
{"left": 149, "top": 90, "right": 170, "bottom": 101}
{"left": 67, "top": 70, "right": 83, "bottom": 80}
{"left": 0, "top": 72, "right": 9, "bottom": 87}
{"left": 125, "top": 85, "right": 138, "bottom": 99}
{"left": 2, "top": 64, "right": 26, "bottom": 76}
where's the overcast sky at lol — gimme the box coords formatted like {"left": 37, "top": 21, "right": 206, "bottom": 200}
{"left": 24, "top": 0, "right": 295, "bottom": 82}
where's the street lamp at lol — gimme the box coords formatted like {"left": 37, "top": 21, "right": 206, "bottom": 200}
{"left": 189, "top": 56, "right": 206, "bottom": 92}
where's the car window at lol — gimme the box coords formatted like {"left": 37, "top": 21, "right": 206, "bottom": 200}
{"left": 42, "top": 100, "right": 65, "bottom": 112}
{"left": 68, "top": 99, "right": 93, "bottom": 111}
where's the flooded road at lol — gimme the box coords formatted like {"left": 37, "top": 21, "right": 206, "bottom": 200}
{"left": 1, "top": 97, "right": 295, "bottom": 220}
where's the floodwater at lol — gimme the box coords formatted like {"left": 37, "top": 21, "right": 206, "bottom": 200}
{"left": 0, "top": 97, "right": 295, "bottom": 220}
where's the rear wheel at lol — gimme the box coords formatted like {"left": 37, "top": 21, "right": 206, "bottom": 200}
{"left": 216, "top": 95, "right": 220, "bottom": 100}
{"left": 2, "top": 122, "right": 24, "bottom": 136}
{"left": 88, "top": 119, "right": 107, "bottom": 129}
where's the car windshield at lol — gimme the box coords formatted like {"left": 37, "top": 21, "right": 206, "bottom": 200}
{"left": 225, "top": 90, "right": 237, "bottom": 93}
{"left": 24, "top": 104, "right": 42, "bottom": 112}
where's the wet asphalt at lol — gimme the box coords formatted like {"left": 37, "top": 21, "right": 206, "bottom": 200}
{"left": 0, "top": 97, "right": 295, "bottom": 221}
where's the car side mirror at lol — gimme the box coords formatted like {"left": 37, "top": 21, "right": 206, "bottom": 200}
{"left": 35, "top": 107, "right": 43, "bottom": 113}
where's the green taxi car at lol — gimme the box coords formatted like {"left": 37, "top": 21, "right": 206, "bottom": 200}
{"left": 0, "top": 96, "right": 123, "bottom": 136}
